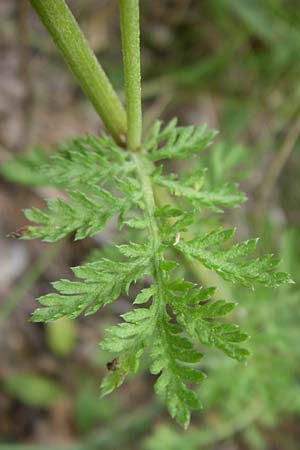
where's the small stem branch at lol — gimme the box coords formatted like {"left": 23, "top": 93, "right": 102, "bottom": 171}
{"left": 30, "top": 0, "right": 127, "bottom": 143}
{"left": 258, "top": 117, "right": 300, "bottom": 207}
{"left": 119, "top": 0, "right": 142, "bottom": 150}
{"left": 255, "top": 115, "right": 300, "bottom": 226}
{"left": 17, "top": 0, "right": 35, "bottom": 151}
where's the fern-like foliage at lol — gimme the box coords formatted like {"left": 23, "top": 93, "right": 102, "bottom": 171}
{"left": 12, "top": 120, "right": 292, "bottom": 428}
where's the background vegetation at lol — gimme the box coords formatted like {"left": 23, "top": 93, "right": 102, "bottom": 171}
{"left": 0, "top": 0, "right": 299, "bottom": 448}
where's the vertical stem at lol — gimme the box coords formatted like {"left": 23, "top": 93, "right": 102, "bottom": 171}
{"left": 119, "top": 0, "right": 142, "bottom": 150}
{"left": 133, "top": 153, "right": 165, "bottom": 318}
{"left": 30, "top": 0, "right": 127, "bottom": 144}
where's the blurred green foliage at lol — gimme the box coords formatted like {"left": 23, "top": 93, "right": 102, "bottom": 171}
{"left": 45, "top": 318, "right": 77, "bottom": 357}
{"left": 2, "top": 373, "right": 63, "bottom": 408}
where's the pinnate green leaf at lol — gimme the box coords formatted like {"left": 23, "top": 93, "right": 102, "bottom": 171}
{"left": 177, "top": 229, "right": 293, "bottom": 288}
{"left": 145, "top": 118, "right": 217, "bottom": 161}
{"left": 8, "top": 123, "right": 292, "bottom": 428}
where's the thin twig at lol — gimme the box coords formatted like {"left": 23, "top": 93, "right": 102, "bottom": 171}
{"left": 17, "top": 0, "right": 35, "bottom": 152}
{"left": 256, "top": 117, "right": 300, "bottom": 215}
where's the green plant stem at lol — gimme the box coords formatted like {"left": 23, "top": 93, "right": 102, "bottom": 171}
{"left": 133, "top": 154, "right": 164, "bottom": 318}
{"left": 119, "top": 0, "right": 142, "bottom": 150}
{"left": 134, "top": 154, "right": 230, "bottom": 303}
{"left": 30, "top": 0, "right": 127, "bottom": 143}
{"left": 133, "top": 154, "right": 172, "bottom": 374}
